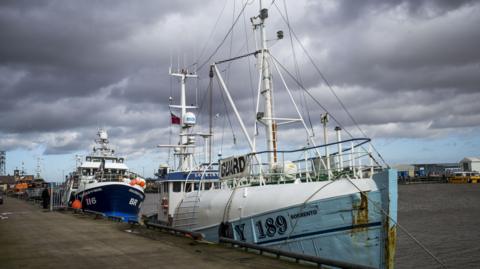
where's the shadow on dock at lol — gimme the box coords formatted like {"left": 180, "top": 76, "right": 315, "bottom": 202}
{"left": 0, "top": 196, "right": 308, "bottom": 269}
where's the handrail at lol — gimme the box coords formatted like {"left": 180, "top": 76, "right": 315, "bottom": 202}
{"left": 249, "top": 137, "right": 371, "bottom": 155}
{"left": 219, "top": 237, "right": 377, "bottom": 269}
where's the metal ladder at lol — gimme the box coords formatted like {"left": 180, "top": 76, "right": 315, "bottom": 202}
{"left": 173, "top": 191, "right": 201, "bottom": 229}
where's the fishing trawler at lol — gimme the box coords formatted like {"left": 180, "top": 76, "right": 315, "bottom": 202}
{"left": 155, "top": 69, "right": 220, "bottom": 225}
{"left": 156, "top": 1, "right": 397, "bottom": 268}
{"left": 63, "top": 129, "right": 146, "bottom": 222}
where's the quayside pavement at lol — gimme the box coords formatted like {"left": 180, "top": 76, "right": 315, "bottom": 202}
{"left": 0, "top": 197, "right": 307, "bottom": 269}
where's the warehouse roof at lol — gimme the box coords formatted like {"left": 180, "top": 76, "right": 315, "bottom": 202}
{"left": 460, "top": 157, "right": 480, "bottom": 162}
{"left": 0, "top": 176, "right": 15, "bottom": 184}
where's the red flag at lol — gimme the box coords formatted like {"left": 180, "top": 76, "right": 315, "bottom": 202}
{"left": 171, "top": 113, "right": 180, "bottom": 124}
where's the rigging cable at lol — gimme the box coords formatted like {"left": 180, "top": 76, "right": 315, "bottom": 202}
{"left": 281, "top": 0, "right": 315, "bottom": 139}
{"left": 242, "top": 2, "right": 257, "bottom": 119}
{"left": 220, "top": 79, "right": 237, "bottom": 146}
{"left": 270, "top": 54, "right": 381, "bottom": 167}
{"left": 196, "top": 0, "right": 250, "bottom": 71}
{"left": 195, "top": 82, "right": 210, "bottom": 127}
{"left": 194, "top": 0, "right": 229, "bottom": 69}
{"left": 225, "top": 0, "right": 236, "bottom": 84}
{"left": 272, "top": 2, "right": 389, "bottom": 167}
{"left": 215, "top": 75, "right": 237, "bottom": 153}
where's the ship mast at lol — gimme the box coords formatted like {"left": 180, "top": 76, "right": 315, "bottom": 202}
{"left": 94, "top": 129, "right": 114, "bottom": 156}
{"left": 168, "top": 68, "right": 198, "bottom": 171}
{"left": 258, "top": 0, "right": 276, "bottom": 167}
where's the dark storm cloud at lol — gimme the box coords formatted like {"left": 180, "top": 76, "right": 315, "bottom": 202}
{"left": 298, "top": 0, "right": 480, "bottom": 92}
{"left": 0, "top": 0, "right": 479, "bottom": 156}
{"left": 0, "top": 0, "right": 208, "bottom": 103}
{"left": 305, "top": 0, "right": 477, "bottom": 26}
{"left": 0, "top": 0, "right": 212, "bottom": 144}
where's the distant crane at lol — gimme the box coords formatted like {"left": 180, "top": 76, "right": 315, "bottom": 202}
{"left": 0, "top": 151, "right": 5, "bottom": 176}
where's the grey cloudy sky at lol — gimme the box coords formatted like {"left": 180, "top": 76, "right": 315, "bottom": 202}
{"left": 1, "top": 0, "right": 479, "bottom": 178}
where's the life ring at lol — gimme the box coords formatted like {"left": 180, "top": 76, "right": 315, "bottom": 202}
{"left": 161, "top": 198, "right": 168, "bottom": 208}
{"left": 161, "top": 198, "right": 169, "bottom": 213}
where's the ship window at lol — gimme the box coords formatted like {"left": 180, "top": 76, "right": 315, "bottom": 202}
{"left": 185, "top": 183, "right": 192, "bottom": 192}
{"left": 163, "top": 182, "right": 169, "bottom": 193}
{"left": 173, "top": 182, "right": 182, "bottom": 192}
{"left": 194, "top": 183, "right": 199, "bottom": 191}
{"left": 204, "top": 182, "right": 212, "bottom": 190}
{"left": 214, "top": 182, "right": 221, "bottom": 189}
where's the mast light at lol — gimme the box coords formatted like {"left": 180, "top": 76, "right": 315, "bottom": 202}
{"left": 277, "top": 30, "right": 284, "bottom": 40}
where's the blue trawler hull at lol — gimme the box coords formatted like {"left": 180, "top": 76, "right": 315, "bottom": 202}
{"left": 190, "top": 169, "right": 397, "bottom": 268}
{"left": 75, "top": 183, "right": 145, "bottom": 222}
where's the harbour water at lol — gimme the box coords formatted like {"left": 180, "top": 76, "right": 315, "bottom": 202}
{"left": 141, "top": 192, "right": 161, "bottom": 216}
{"left": 142, "top": 183, "right": 480, "bottom": 268}
{"left": 396, "top": 183, "right": 480, "bottom": 268}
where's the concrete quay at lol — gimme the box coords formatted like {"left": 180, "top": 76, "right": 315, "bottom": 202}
{"left": 0, "top": 197, "right": 307, "bottom": 269}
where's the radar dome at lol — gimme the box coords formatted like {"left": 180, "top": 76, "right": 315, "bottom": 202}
{"left": 183, "top": 112, "right": 196, "bottom": 126}
{"left": 99, "top": 130, "right": 108, "bottom": 140}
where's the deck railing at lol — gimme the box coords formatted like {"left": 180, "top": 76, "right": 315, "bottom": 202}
{"left": 220, "top": 138, "right": 381, "bottom": 184}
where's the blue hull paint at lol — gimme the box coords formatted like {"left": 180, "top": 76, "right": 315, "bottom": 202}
{"left": 76, "top": 184, "right": 145, "bottom": 222}
{"left": 195, "top": 170, "right": 398, "bottom": 268}
{"left": 198, "top": 190, "right": 383, "bottom": 267}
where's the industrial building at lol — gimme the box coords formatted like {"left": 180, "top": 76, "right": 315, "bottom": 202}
{"left": 412, "top": 163, "right": 460, "bottom": 177}
{"left": 460, "top": 157, "right": 480, "bottom": 172}
{"left": 395, "top": 157, "right": 480, "bottom": 183}
{"left": 394, "top": 163, "right": 459, "bottom": 178}
{"left": 392, "top": 164, "right": 415, "bottom": 178}
{"left": 0, "top": 175, "right": 15, "bottom": 192}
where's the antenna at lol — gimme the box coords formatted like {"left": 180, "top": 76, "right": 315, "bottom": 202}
{"left": 321, "top": 113, "right": 331, "bottom": 179}
{"left": 35, "top": 157, "right": 43, "bottom": 179}
{"left": 75, "top": 155, "right": 82, "bottom": 169}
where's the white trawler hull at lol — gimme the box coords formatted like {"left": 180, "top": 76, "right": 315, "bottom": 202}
{"left": 173, "top": 170, "right": 397, "bottom": 268}
{"left": 155, "top": 2, "right": 397, "bottom": 266}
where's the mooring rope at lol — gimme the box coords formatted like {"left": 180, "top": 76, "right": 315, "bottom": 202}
{"left": 344, "top": 177, "right": 448, "bottom": 268}
{"left": 286, "top": 180, "right": 336, "bottom": 239}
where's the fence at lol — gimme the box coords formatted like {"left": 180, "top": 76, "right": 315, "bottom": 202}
{"left": 49, "top": 182, "right": 67, "bottom": 211}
